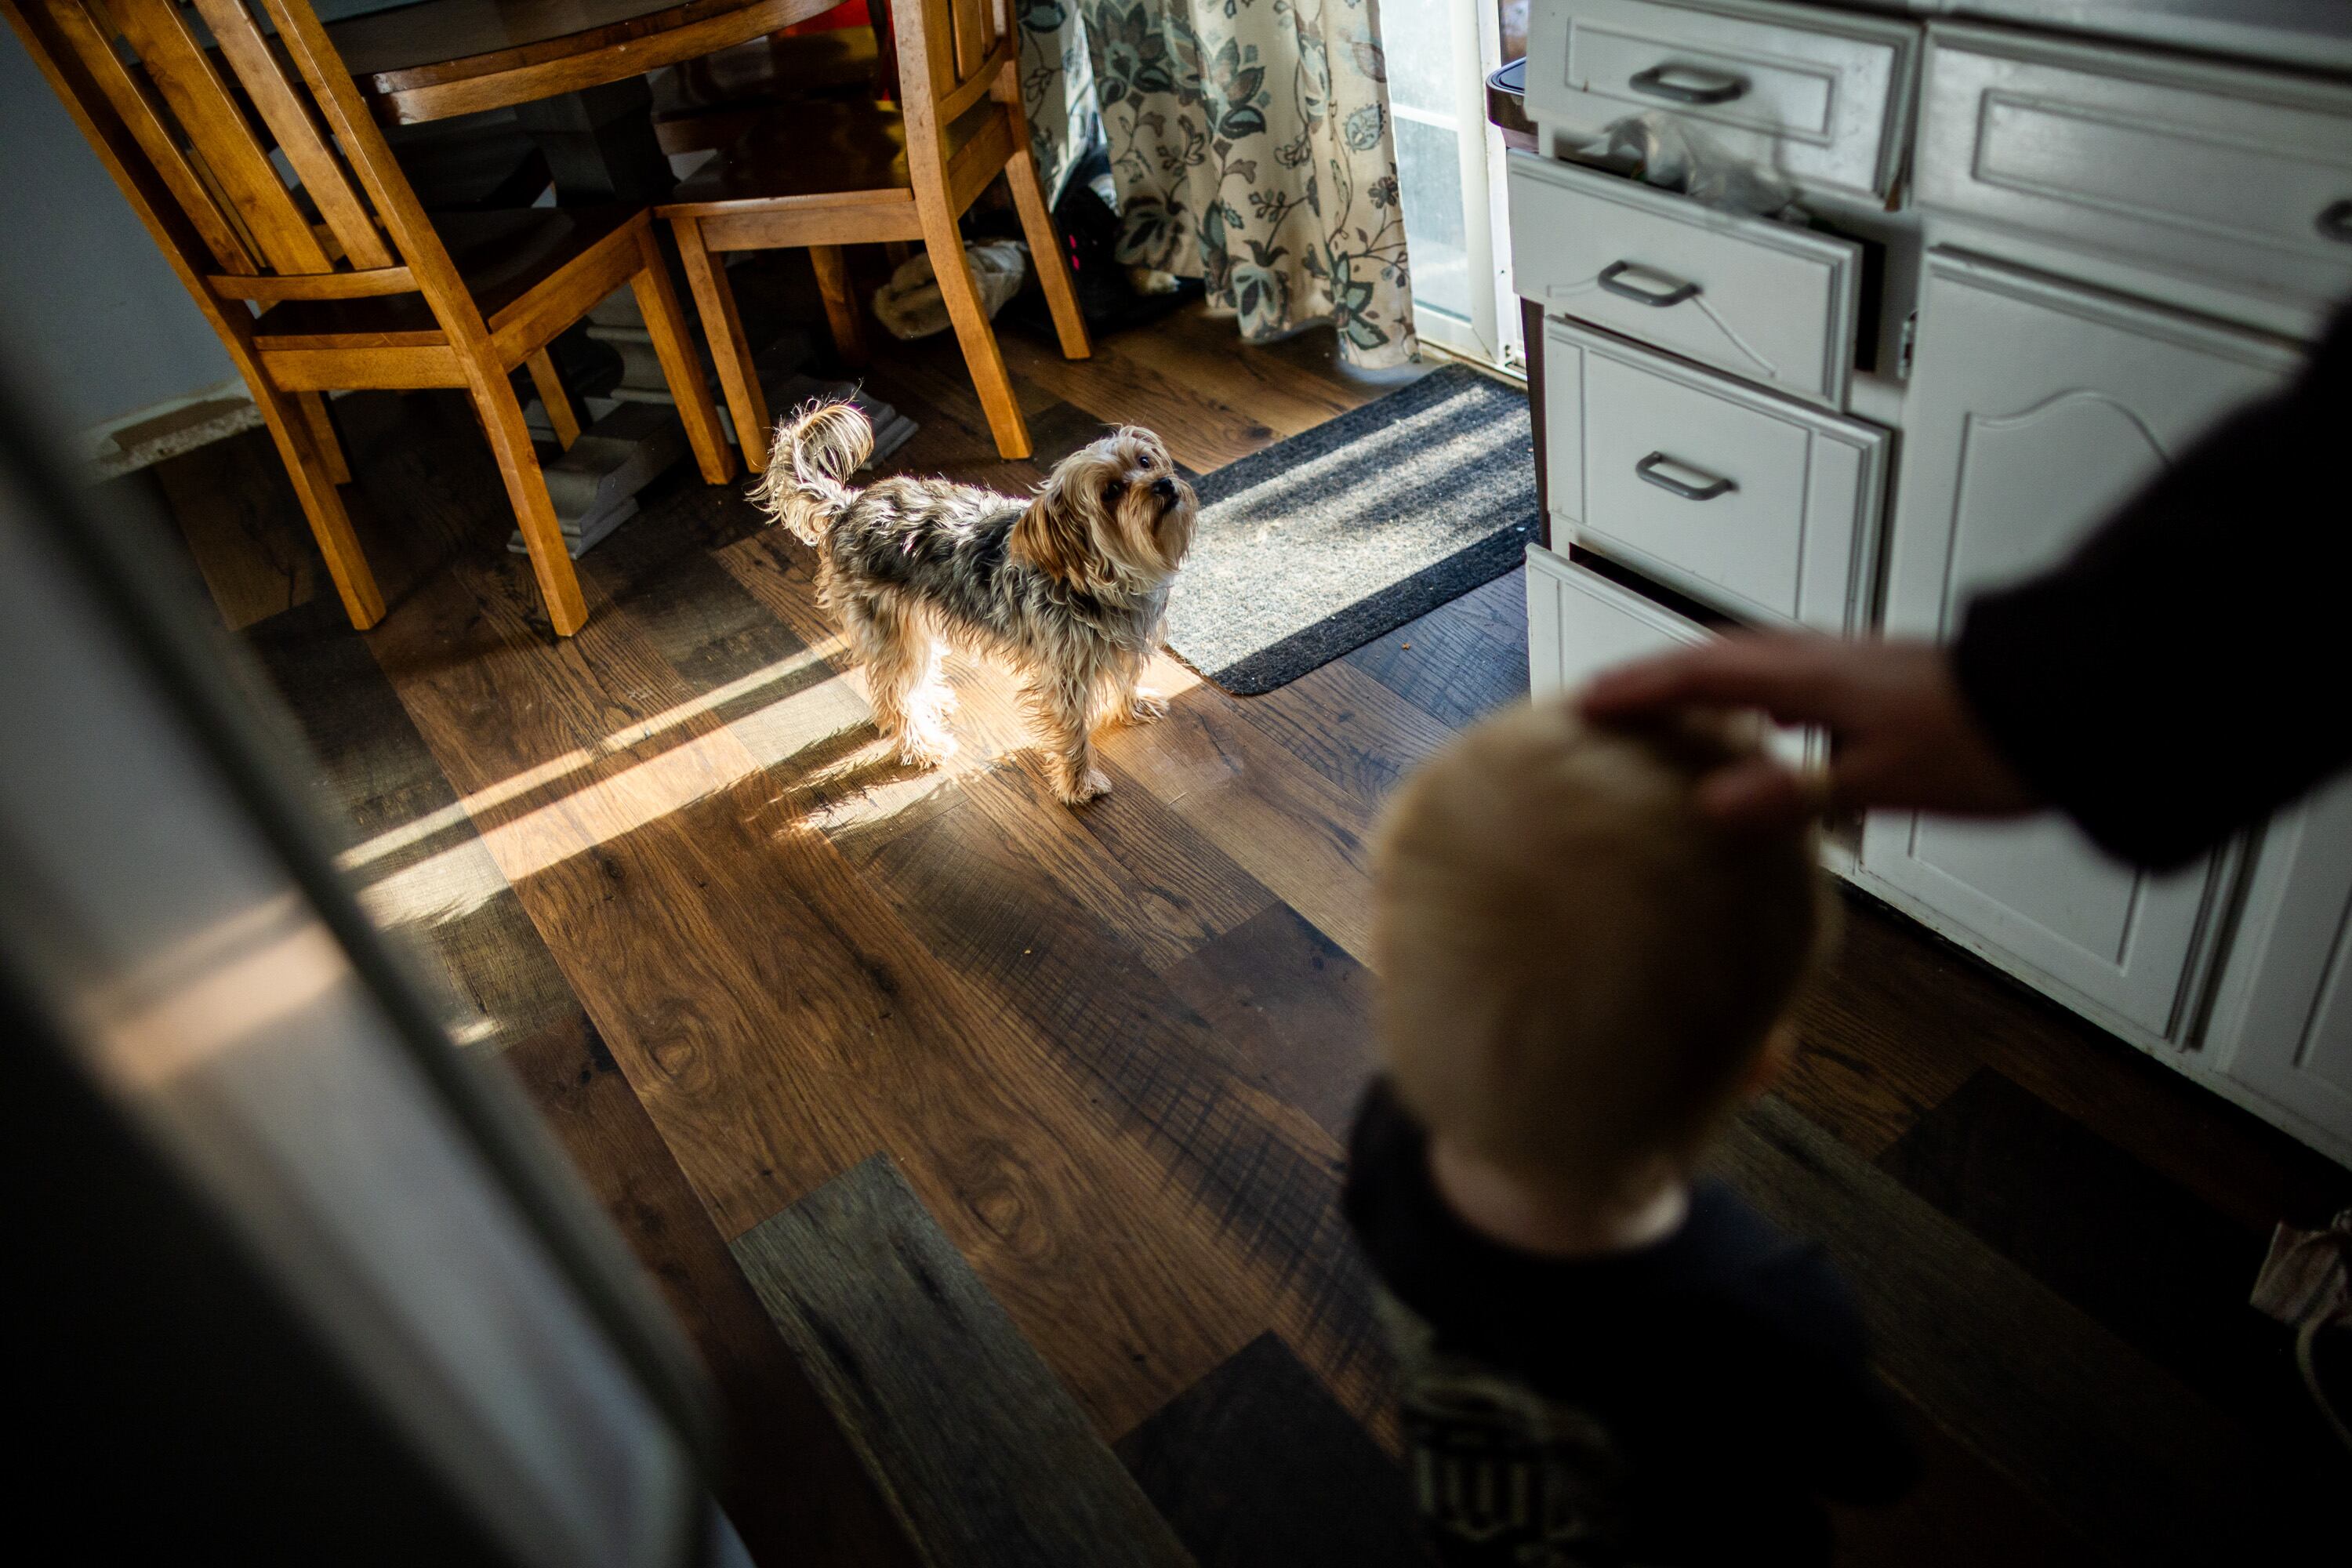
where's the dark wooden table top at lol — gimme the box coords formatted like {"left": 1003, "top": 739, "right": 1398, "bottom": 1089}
{"left": 333, "top": 0, "right": 837, "bottom": 124}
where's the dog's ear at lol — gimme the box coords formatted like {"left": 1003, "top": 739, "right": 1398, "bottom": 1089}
{"left": 1011, "top": 479, "right": 1105, "bottom": 587}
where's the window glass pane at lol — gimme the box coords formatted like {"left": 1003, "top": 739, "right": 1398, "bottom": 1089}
{"left": 1382, "top": 0, "right": 1457, "bottom": 120}
{"left": 1394, "top": 114, "right": 1470, "bottom": 319}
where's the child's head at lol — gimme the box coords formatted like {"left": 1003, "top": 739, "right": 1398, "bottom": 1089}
{"left": 1374, "top": 700, "right": 1835, "bottom": 1205}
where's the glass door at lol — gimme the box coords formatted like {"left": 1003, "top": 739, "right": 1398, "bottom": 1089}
{"left": 1383, "top": 0, "right": 1520, "bottom": 369}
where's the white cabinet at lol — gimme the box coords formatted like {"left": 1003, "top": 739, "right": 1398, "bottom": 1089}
{"left": 1857, "top": 252, "right": 2302, "bottom": 1043}
{"left": 1510, "top": 0, "right": 2352, "bottom": 1163}
{"left": 2203, "top": 778, "right": 2352, "bottom": 1151}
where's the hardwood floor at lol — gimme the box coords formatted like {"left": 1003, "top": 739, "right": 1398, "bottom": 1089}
{"left": 151, "top": 292, "right": 2350, "bottom": 1566}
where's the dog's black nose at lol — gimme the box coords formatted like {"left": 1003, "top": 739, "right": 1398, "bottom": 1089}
{"left": 1151, "top": 475, "right": 1178, "bottom": 500}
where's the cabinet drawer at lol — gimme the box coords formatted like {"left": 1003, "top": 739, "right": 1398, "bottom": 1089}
{"left": 1917, "top": 26, "right": 2352, "bottom": 310}
{"left": 1524, "top": 0, "right": 1920, "bottom": 199}
{"left": 1527, "top": 543, "right": 1706, "bottom": 699}
{"left": 1526, "top": 545, "right": 1809, "bottom": 764}
{"left": 1509, "top": 153, "right": 1864, "bottom": 407}
{"left": 1542, "top": 319, "right": 1885, "bottom": 633}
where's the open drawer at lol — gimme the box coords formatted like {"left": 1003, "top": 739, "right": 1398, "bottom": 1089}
{"left": 1542, "top": 318, "right": 1887, "bottom": 633}
{"left": 1525, "top": 544, "right": 1809, "bottom": 765}
{"left": 1509, "top": 152, "right": 1865, "bottom": 408}
{"left": 1523, "top": 0, "right": 1921, "bottom": 201}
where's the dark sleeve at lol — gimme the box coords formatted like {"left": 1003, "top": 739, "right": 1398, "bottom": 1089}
{"left": 1746, "top": 1250, "right": 1918, "bottom": 1504}
{"left": 1950, "top": 303, "right": 2352, "bottom": 869}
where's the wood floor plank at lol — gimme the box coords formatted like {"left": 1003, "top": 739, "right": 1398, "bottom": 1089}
{"left": 1775, "top": 891, "right": 1987, "bottom": 1157}
{"left": 845, "top": 751, "right": 1391, "bottom": 1422}
{"left": 505, "top": 1018, "right": 920, "bottom": 1568}
{"left": 1718, "top": 1094, "right": 2318, "bottom": 1563}
{"left": 1110, "top": 309, "right": 1408, "bottom": 439}
{"left": 1832, "top": 1401, "right": 2091, "bottom": 1568}
{"left": 1345, "top": 568, "right": 1531, "bottom": 731}
{"left": 733, "top": 1155, "right": 1196, "bottom": 1568}
{"left": 1097, "top": 666, "right": 1382, "bottom": 966}
{"left": 154, "top": 426, "right": 320, "bottom": 630}
{"left": 1878, "top": 1069, "right": 2338, "bottom": 1458}
{"left": 247, "top": 593, "right": 580, "bottom": 1054}
{"left": 1828, "top": 892, "right": 2350, "bottom": 1228}
{"left": 1064, "top": 771, "right": 1283, "bottom": 977}
{"left": 1238, "top": 658, "right": 1456, "bottom": 818}
{"left": 1163, "top": 903, "right": 1379, "bottom": 1149}
{"left": 996, "top": 327, "right": 1280, "bottom": 474}
{"left": 1115, "top": 1332, "right": 1431, "bottom": 1568}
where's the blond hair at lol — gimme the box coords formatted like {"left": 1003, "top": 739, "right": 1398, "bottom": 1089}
{"left": 1374, "top": 701, "right": 1835, "bottom": 1203}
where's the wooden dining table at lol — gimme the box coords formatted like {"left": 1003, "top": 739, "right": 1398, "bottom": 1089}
{"left": 334, "top": 0, "right": 840, "bottom": 127}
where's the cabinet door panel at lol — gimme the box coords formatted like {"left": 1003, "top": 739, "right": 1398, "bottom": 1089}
{"left": 2203, "top": 778, "right": 2352, "bottom": 1152}
{"left": 1860, "top": 252, "right": 2299, "bottom": 1039}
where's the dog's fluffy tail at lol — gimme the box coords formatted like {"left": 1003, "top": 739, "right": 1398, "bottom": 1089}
{"left": 761, "top": 398, "right": 873, "bottom": 545}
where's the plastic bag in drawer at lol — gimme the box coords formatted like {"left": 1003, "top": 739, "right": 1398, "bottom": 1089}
{"left": 1573, "top": 111, "right": 1807, "bottom": 225}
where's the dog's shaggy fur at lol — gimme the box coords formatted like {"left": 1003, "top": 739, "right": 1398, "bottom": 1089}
{"left": 764, "top": 400, "right": 1197, "bottom": 804}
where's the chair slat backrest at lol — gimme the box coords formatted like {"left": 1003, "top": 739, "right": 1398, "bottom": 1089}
{"left": 187, "top": 0, "right": 394, "bottom": 268}
{"left": 896, "top": 0, "right": 1014, "bottom": 135}
{"left": 16, "top": 0, "right": 430, "bottom": 297}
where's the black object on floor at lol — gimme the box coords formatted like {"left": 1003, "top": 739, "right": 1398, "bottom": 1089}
{"left": 1166, "top": 363, "right": 1539, "bottom": 696}
{"left": 994, "top": 147, "right": 1204, "bottom": 339}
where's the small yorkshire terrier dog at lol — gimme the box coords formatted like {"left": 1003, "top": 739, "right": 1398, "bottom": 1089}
{"left": 764, "top": 401, "right": 1197, "bottom": 804}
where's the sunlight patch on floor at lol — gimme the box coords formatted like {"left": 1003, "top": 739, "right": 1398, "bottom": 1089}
{"left": 340, "top": 637, "right": 1186, "bottom": 931}
{"left": 337, "top": 639, "right": 847, "bottom": 877}
{"left": 353, "top": 654, "right": 869, "bottom": 926}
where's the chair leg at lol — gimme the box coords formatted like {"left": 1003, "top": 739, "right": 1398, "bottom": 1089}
{"left": 296, "top": 391, "right": 354, "bottom": 485}
{"left": 809, "top": 245, "right": 869, "bottom": 371}
{"left": 524, "top": 350, "right": 582, "bottom": 449}
{"left": 257, "top": 383, "right": 383, "bottom": 629}
{"left": 629, "top": 224, "right": 736, "bottom": 485}
{"left": 1004, "top": 152, "right": 1091, "bottom": 361}
{"left": 922, "top": 230, "right": 1031, "bottom": 459}
{"left": 468, "top": 372, "right": 590, "bottom": 637}
{"left": 671, "top": 219, "right": 773, "bottom": 474}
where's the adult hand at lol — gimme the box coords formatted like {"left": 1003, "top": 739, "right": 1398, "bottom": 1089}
{"left": 1578, "top": 633, "right": 2041, "bottom": 830}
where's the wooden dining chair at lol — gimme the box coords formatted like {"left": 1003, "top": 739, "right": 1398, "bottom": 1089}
{"left": 4, "top": 0, "right": 735, "bottom": 637}
{"left": 657, "top": 0, "right": 1090, "bottom": 469}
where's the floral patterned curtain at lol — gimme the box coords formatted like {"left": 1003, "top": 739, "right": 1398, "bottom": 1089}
{"left": 1014, "top": 0, "right": 1418, "bottom": 368}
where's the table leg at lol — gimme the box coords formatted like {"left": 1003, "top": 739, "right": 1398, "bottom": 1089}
{"left": 513, "top": 79, "right": 674, "bottom": 204}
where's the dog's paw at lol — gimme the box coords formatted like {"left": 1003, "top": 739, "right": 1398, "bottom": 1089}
{"left": 895, "top": 728, "right": 958, "bottom": 768}
{"left": 1124, "top": 688, "right": 1170, "bottom": 724}
{"left": 1126, "top": 265, "right": 1182, "bottom": 296}
{"left": 1058, "top": 767, "right": 1112, "bottom": 806}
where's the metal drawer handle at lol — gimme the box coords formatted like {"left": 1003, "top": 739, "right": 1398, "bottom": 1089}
{"left": 2319, "top": 199, "right": 2352, "bottom": 245}
{"left": 1597, "top": 260, "right": 1700, "bottom": 307}
{"left": 1635, "top": 451, "right": 1736, "bottom": 501}
{"left": 1628, "top": 63, "right": 1747, "bottom": 106}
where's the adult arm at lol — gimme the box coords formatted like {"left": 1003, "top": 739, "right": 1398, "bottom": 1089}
{"left": 1584, "top": 304, "right": 2352, "bottom": 867}
{"left": 1949, "top": 305, "right": 2352, "bottom": 868}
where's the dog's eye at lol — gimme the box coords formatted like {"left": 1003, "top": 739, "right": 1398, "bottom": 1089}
{"left": 1105, "top": 479, "right": 1128, "bottom": 499}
